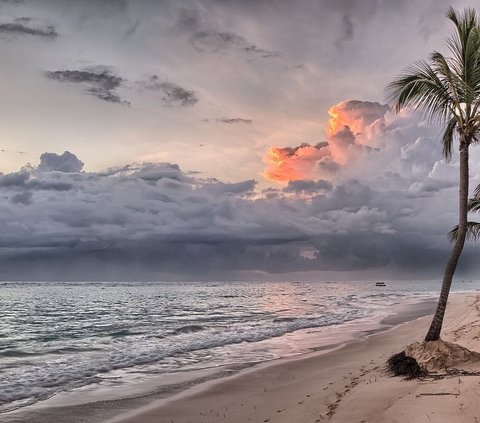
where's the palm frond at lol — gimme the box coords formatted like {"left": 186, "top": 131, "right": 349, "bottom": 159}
{"left": 446, "top": 7, "right": 479, "bottom": 56}
{"left": 468, "top": 197, "right": 480, "bottom": 212}
{"left": 449, "top": 221, "right": 480, "bottom": 241}
{"left": 430, "top": 51, "right": 463, "bottom": 114}
{"left": 442, "top": 117, "right": 457, "bottom": 161}
{"left": 386, "top": 7, "right": 480, "bottom": 146}
{"left": 385, "top": 60, "right": 455, "bottom": 125}
{"left": 446, "top": 8, "right": 480, "bottom": 120}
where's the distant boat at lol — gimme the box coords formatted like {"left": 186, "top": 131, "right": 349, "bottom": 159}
{"left": 375, "top": 282, "right": 386, "bottom": 287}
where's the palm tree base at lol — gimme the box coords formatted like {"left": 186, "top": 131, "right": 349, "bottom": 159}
{"left": 386, "top": 339, "right": 480, "bottom": 378}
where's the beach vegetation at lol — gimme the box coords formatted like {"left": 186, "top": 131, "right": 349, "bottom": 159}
{"left": 385, "top": 7, "right": 480, "bottom": 374}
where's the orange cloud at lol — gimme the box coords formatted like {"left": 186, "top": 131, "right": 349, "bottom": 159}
{"left": 327, "top": 100, "right": 389, "bottom": 139}
{"left": 263, "top": 143, "right": 329, "bottom": 182}
{"left": 264, "top": 100, "right": 390, "bottom": 183}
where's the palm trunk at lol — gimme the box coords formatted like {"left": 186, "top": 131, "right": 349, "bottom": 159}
{"left": 424, "top": 137, "right": 469, "bottom": 342}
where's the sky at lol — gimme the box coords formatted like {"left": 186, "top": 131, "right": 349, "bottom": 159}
{"left": 1, "top": 0, "right": 480, "bottom": 281}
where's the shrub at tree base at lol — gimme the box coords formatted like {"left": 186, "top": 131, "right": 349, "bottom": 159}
{"left": 386, "top": 351, "right": 426, "bottom": 379}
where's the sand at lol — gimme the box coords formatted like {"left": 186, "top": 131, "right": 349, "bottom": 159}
{"left": 108, "top": 293, "right": 480, "bottom": 423}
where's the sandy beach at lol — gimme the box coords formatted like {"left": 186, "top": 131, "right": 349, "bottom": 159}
{"left": 106, "top": 293, "right": 480, "bottom": 423}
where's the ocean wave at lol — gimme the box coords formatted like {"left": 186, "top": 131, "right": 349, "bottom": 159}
{"left": 0, "top": 310, "right": 366, "bottom": 412}
{"left": 272, "top": 317, "right": 296, "bottom": 323}
{"left": 108, "top": 329, "right": 145, "bottom": 338}
{"left": 0, "top": 349, "right": 38, "bottom": 357}
{"left": 171, "top": 325, "right": 206, "bottom": 335}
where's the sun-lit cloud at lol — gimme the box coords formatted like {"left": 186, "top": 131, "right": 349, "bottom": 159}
{"left": 264, "top": 100, "right": 390, "bottom": 182}
{"left": 263, "top": 142, "right": 330, "bottom": 181}
{"left": 326, "top": 100, "right": 389, "bottom": 138}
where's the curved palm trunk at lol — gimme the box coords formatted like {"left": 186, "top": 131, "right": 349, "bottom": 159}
{"left": 424, "top": 137, "right": 469, "bottom": 342}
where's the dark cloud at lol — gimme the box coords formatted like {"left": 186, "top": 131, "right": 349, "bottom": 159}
{"left": 176, "top": 7, "right": 277, "bottom": 59}
{"left": 0, "top": 143, "right": 473, "bottom": 282}
{"left": 133, "top": 163, "right": 185, "bottom": 182}
{"left": 0, "top": 91, "right": 477, "bottom": 280}
{"left": 122, "top": 18, "right": 141, "bottom": 40}
{"left": 0, "top": 171, "right": 29, "bottom": 187}
{"left": 137, "top": 75, "right": 198, "bottom": 107}
{"left": 311, "top": 180, "right": 374, "bottom": 213}
{"left": 334, "top": 14, "right": 354, "bottom": 47}
{"left": 0, "top": 168, "right": 73, "bottom": 192}
{"left": 0, "top": 21, "right": 58, "bottom": 39}
{"left": 176, "top": 7, "right": 201, "bottom": 31}
{"left": 283, "top": 179, "right": 333, "bottom": 194}
{"left": 201, "top": 179, "right": 256, "bottom": 196}
{"left": 318, "top": 157, "right": 341, "bottom": 173}
{"left": 191, "top": 30, "right": 278, "bottom": 58}
{"left": 38, "top": 151, "right": 84, "bottom": 173}
{"left": 28, "top": 179, "right": 73, "bottom": 191}
{"left": 202, "top": 117, "right": 252, "bottom": 125}
{"left": 341, "top": 14, "right": 354, "bottom": 39}
{"left": 10, "top": 191, "right": 32, "bottom": 205}
{"left": 44, "top": 68, "right": 128, "bottom": 104}
{"left": 281, "top": 142, "right": 329, "bottom": 158}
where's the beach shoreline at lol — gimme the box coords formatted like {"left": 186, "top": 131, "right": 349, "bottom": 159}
{"left": 2, "top": 293, "right": 450, "bottom": 423}
{"left": 111, "top": 293, "right": 480, "bottom": 423}
{"left": 108, "top": 292, "right": 480, "bottom": 423}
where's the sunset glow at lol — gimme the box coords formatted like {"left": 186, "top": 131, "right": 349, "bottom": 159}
{"left": 263, "top": 143, "right": 330, "bottom": 182}
{"left": 264, "top": 100, "right": 390, "bottom": 183}
{"left": 326, "top": 106, "right": 342, "bottom": 137}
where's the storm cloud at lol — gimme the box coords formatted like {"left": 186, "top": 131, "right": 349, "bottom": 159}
{"left": 0, "top": 122, "right": 477, "bottom": 281}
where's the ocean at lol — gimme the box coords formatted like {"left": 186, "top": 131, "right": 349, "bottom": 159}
{"left": 1, "top": 280, "right": 479, "bottom": 416}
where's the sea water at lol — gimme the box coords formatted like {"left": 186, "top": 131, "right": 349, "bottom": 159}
{"left": 1, "top": 279, "right": 479, "bottom": 413}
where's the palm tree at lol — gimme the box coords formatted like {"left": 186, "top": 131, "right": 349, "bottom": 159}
{"left": 386, "top": 7, "right": 480, "bottom": 342}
